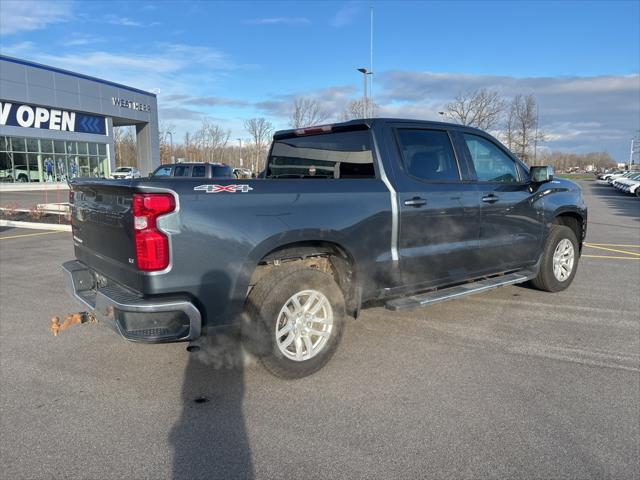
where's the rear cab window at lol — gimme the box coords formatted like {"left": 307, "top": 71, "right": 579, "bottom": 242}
{"left": 212, "top": 165, "right": 233, "bottom": 178}
{"left": 192, "top": 165, "right": 206, "bottom": 177}
{"left": 266, "top": 127, "right": 375, "bottom": 179}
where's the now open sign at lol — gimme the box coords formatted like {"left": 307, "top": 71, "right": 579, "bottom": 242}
{"left": 0, "top": 101, "right": 106, "bottom": 135}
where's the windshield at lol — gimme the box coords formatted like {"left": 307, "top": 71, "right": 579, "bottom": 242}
{"left": 115, "top": 167, "right": 131, "bottom": 172}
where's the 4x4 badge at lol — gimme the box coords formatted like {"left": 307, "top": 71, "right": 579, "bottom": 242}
{"left": 194, "top": 184, "right": 254, "bottom": 193}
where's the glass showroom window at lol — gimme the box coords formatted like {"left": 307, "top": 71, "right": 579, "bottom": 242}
{"left": 0, "top": 136, "right": 109, "bottom": 182}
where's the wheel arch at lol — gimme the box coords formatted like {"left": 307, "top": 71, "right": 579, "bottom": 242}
{"left": 552, "top": 210, "right": 586, "bottom": 251}
{"left": 246, "top": 238, "right": 360, "bottom": 318}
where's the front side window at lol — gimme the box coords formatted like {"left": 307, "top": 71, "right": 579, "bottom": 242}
{"left": 464, "top": 134, "right": 519, "bottom": 183}
{"left": 396, "top": 129, "right": 460, "bottom": 181}
{"left": 152, "top": 166, "right": 172, "bottom": 177}
{"left": 267, "top": 129, "right": 375, "bottom": 179}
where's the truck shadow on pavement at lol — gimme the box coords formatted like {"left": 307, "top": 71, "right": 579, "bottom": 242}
{"left": 169, "top": 271, "right": 255, "bottom": 480}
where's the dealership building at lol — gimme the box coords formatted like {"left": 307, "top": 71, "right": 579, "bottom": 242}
{"left": 0, "top": 55, "right": 159, "bottom": 183}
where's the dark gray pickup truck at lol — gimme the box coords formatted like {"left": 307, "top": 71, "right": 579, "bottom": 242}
{"left": 63, "top": 119, "right": 587, "bottom": 378}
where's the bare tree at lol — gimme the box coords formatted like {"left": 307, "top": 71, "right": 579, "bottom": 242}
{"left": 194, "top": 119, "right": 231, "bottom": 163}
{"left": 537, "top": 150, "right": 615, "bottom": 172}
{"left": 113, "top": 126, "right": 137, "bottom": 168}
{"left": 183, "top": 132, "right": 196, "bottom": 161}
{"left": 158, "top": 121, "right": 175, "bottom": 164}
{"left": 444, "top": 88, "right": 506, "bottom": 131}
{"left": 503, "top": 103, "right": 516, "bottom": 152}
{"left": 244, "top": 117, "right": 274, "bottom": 173}
{"left": 339, "top": 98, "right": 379, "bottom": 121}
{"left": 507, "top": 94, "right": 545, "bottom": 164}
{"left": 289, "top": 97, "right": 330, "bottom": 128}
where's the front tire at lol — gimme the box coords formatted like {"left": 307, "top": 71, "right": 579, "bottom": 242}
{"left": 531, "top": 225, "right": 579, "bottom": 292}
{"left": 245, "top": 264, "right": 346, "bottom": 379}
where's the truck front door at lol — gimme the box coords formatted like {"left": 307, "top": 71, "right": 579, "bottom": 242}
{"left": 460, "top": 133, "right": 544, "bottom": 273}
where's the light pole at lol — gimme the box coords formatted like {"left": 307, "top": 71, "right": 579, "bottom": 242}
{"left": 438, "top": 111, "right": 446, "bottom": 122}
{"left": 166, "top": 131, "right": 174, "bottom": 163}
{"left": 237, "top": 138, "right": 243, "bottom": 167}
{"left": 357, "top": 67, "right": 373, "bottom": 117}
{"left": 533, "top": 105, "right": 539, "bottom": 165}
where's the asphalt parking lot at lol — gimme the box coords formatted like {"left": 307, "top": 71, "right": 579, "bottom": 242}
{"left": 1, "top": 181, "right": 638, "bottom": 480}
{"left": 0, "top": 188, "right": 70, "bottom": 209}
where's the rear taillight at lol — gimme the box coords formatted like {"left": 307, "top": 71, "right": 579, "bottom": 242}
{"left": 132, "top": 193, "right": 175, "bottom": 271}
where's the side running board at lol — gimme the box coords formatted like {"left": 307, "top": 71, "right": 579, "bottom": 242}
{"left": 385, "top": 271, "right": 536, "bottom": 311}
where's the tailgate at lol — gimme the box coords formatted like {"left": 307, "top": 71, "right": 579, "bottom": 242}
{"left": 70, "top": 180, "right": 140, "bottom": 291}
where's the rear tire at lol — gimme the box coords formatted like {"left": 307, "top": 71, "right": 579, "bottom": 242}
{"left": 244, "top": 264, "right": 346, "bottom": 379}
{"left": 531, "top": 225, "right": 579, "bottom": 292}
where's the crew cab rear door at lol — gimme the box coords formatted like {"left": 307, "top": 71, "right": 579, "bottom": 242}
{"left": 457, "top": 132, "right": 544, "bottom": 273}
{"left": 385, "top": 124, "right": 482, "bottom": 289}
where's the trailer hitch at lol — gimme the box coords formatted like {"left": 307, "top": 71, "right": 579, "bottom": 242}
{"left": 50, "top": 312, "right": 97, "bottom": 336}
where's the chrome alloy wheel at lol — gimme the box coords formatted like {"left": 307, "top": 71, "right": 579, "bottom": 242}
{"left": 552, "top": 238, "right": 575, "bottom": 282}
{"left": 275, "top": 289, "right": 334, "bottom": 362}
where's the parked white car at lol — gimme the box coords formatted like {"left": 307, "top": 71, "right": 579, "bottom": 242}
{"left": 613, "top": 173, "right": 640, "bottom": 196}
{"left": 607, "top": 171, "right": 633, "bottom": 184}
{"left": 111, "top": 167, "right": 141, "bottom": 179}
{"left": 599, "top": 170, "right": 623, "bottom": 181}
{"left": 0, "top": 165, "right": 41, "bottom": 182}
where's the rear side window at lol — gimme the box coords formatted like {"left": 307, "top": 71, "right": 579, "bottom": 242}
{"left": 396, "top": 129, "right": 460, "bottom": 181}
{"left": 174, "top": 165, "right": 190, "bottom": 177}
{"left": 212, "top": 165, "right": 234, "bottom": 178}
{"left": 192, "top": 165, "right": 206, "bottom": 177}
{"left": 464, "top": 134, "right": 519, "bottom": 183}
{"left": 267, "top": 130, "right": 375, "bottom": 179}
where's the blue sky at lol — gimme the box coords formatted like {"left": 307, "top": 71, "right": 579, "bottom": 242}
{"left": 1, "top": 0, "right": 639, "bottom": 160}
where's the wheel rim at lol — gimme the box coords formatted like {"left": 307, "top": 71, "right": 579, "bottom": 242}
{"left": 552, "top": 238, "right": 575, "bottom": 282}
{"left": 275, "top": 289, "right": 333, "bottom": 362}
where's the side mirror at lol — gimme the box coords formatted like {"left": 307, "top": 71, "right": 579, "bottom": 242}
{"left": 530, "top": 165, "right": 554, "bottom": 183}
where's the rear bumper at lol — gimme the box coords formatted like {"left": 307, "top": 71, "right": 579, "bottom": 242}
{"left": 62, "top": 260, "right": 201, "bottom": 343}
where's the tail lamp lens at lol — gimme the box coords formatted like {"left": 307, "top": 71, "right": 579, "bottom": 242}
{"left": 132, "top": 193, "right": 175, "bottom": 271}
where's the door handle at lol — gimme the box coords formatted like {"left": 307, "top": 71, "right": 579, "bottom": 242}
{"left": 404, "top": 197, "right": 427, "bottom": 207}
{"left": 482, "top": 194, "right": 499, "bottom": 204}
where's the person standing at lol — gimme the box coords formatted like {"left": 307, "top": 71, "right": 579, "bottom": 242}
{"left": 44, "top": 157, "right": 53, "bottom": 182}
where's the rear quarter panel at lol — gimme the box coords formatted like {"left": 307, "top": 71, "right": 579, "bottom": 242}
{"left": 142, "top": 177, "right": 394, "bottom": 330}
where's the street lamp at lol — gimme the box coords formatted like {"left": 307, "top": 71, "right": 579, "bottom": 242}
{"left": 237, "top": 138, "right": 243, "bottom": 167}
{"left": 357, "top": 67, "right": 373, "bottom": 118}
{"left": 166, "top": 131, "right": 174, "bottom": 163}
{"left": 438, "top": 111, "right": 446, "bottom": 121}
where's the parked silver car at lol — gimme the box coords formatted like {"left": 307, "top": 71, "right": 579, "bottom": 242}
{"left": 111, "top": 167, "right": 141, "bottom": 179}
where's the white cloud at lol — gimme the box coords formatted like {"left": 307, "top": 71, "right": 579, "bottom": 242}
{"left": 0, "top": 0, "right": 73, "bottom": 35}
{"left": 244, "top": 17, "right": 311, "bottom": 25}
{"left": 376, "top": 71, "right": 640, "bottom": 160}
{"left": 104, "top": 14, "right": 161, "bottom": 28}
{"left": 60, "top": 34, "right": 104, "bottom": 47}
{"left": 255, "top": 85, "right": 356, "bottom": 119}
{"left": 331, "top": 2, "right": 361, "bottom": 27}
{"left": 0, "top": 41, "right": 35, "bottom": 55}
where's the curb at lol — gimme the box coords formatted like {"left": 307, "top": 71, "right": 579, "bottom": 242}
{"left": 0, "top": 219, "right": 71, "bottom": 231}
{"left": 0, "top": 184, "right": 70, "bottom": 192}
